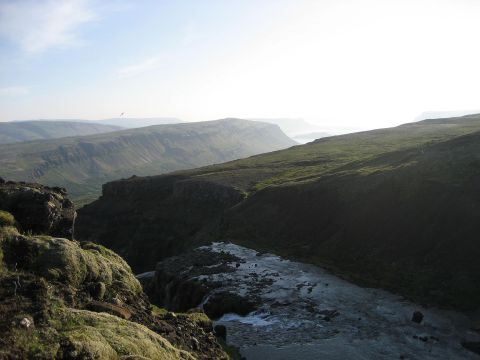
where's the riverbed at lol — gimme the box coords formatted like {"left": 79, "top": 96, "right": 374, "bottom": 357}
{"left": 197, "top": 242, "right": 480, "bottom": 360}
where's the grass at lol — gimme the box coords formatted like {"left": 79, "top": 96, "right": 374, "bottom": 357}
{"left": 0, "top": 210, "right": 15, "bottom": 227}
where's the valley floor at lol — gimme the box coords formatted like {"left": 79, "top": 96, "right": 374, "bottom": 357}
{"left": 201, "top": 243, "right": 479, "bottom": 360}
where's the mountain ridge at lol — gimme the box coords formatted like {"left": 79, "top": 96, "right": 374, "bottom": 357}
{"left": 0, "top": 120, "right": 122, "bottom": 144}
{"left": 0, "top": 118, "right": 295, "bottom": 205}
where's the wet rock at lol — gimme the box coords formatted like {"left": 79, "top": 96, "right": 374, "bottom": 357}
{"left": 462, "top": 341, "right": 480, "bottom": 355}
{"left": 413, "top": 334, "right": 429, "bottom": 342}
{"left": 203, "top": 292, "right": 259, "bottom": 319}
{"left": 318, "top": 309, "right": 339, "bottom": 321}
{"left": 214, "top": 324, "right": 227, "bottom": 340}
{"left": 412, "top": 311, "right": 424, "bottom": 323}
{"left": 0, "top": 176, "right": 5, "bottom": 184}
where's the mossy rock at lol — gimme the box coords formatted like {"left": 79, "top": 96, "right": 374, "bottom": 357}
{"left": 2, "top": 235, "right": 142, "bottom": 297}
{"left": 179, "top": 311, "right": 212, "bottom": 330}
{"left": 0, "top": 210, "right": 15, "bottom": 227}
{"left": 55, "top": 308, "right": 194, "bottom": 359}
{"left": 9, "top": 308, "right": 195, "bottom": 360}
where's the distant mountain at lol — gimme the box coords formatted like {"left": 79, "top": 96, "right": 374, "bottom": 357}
{"left": 415, "top": 110, "right": 480, "bottom": 121}
{"left": 292, "top": 131, "right": 331, "bottom": 143}
{"left": 249, "top": 118, "right": 323, "bottom": 137}
{"left": 77, "top": 114, "right": 480, "bottom": 311}
{"left": 92, "top": 117, "right": 183, "bottom": 128}
{"left": 0, "top": 120, "right": 122, "bottom": 144}
{"left": 0, "top": 118, "right": 295, "bottom": 205}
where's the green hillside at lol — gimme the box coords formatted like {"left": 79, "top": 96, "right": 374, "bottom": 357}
{"left": 0, "top": 121, "right": 122, "bottom": 144}
{"left": 0, "top": 119, "right": 295, "bottom": 205}
{"left": 77, "top": 114, "right": 480, "bottom": 310}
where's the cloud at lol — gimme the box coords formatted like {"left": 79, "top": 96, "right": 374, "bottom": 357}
{"left": 117, "top": 55, "right": 166, "bottom": 78}
{"left": 0, "top": 86, "right": 29, "bottom": 96}
{"left": 0, "top": 0, "right": 96, "bottom": 53}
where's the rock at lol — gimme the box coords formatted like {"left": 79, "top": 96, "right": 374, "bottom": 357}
{"left": 19, "top": 317, "right": 32, "bottom": 329}
{"left": 412, "top": 311, "right": 424, "bottom": 323}
{"left": 0, "top": 177, "right": 5, "bottom": 184}
{"left": 462, "top": 342, "right": 480, "bottom": 355}
{"left": 148, "top": 248, "right": 239, "bottom": 312}
{"left": 203, "top": 292, "right": 259, "bottom": 319}
{"left": 88, "top": 282, "right": 106, "bottom": 300}
{"left": 164, "top": 312, "right": 178, "bottom": 320}
{"left": 191, "top": 337, "right": 199, "bottom": 350}
{"left": 87, "top": 300, "right": 132, "bottom": 320}
{"left": 214, "top": 324, "right": 227, "bottom": 340}
{"left": 0, "top": 181, "right": 75, "bottom": 238}
{"left": 319, "top": 309, "right": 339, "bottom": 319}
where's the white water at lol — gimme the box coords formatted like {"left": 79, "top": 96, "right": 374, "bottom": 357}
{"left": 197, "top": 242, "right": 480, "bottom": 360}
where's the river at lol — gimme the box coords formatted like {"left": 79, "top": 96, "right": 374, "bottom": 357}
{"left": 194, "top": 242, "right": 480, "bottom": 360}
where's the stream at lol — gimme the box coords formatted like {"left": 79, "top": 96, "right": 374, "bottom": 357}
{"left": 196, "top": 242, "right": 480, "bottom": 360}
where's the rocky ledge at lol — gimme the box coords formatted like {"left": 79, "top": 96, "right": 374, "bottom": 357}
{"left": 0, "top": 178, "right": 75, "bottom": 239}
{"left": 145, "top": 248, "right": 259, "bottom": 320}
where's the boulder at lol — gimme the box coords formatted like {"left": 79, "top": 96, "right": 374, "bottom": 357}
{"left": 203, "top": 292, "right": 258, "bottom": 320}
{"left": 0, "top": 181, "right": 75, "bottom": 238}
{"left": 214, "top": 324, "right": 227, "bottom": 341}
{"left": 412, "top": 311, "right": 424, "bottom": 324}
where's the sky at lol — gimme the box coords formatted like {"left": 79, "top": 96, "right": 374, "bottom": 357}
{"left": 1, "top": 0, "right": 480, "bottom": 132}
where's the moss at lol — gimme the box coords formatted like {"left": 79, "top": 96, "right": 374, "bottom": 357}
{"left": 0, "top": 210, "right": 15, "bottom": 227}
{"left": 0, "top": 226, "right": 18, "bottom": 272}
{"left": 9, "top": 327, "right": 60, "bottom": 359}
{"left": 2, "top": 234, "right": 142, "bottom": 298}
{"left": 178, "top": 311, "right": 211, "bottom": 328}
{"left": 151, "top": 305, "right": 168, "bottom": 317}
{"left": 55, "top": 308, "right": 194, "bottom": 360}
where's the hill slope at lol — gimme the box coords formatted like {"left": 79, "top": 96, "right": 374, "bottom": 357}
{"left": 0, "top": 118, "right": 295, "bottom": 205}
{"left": 0, "top": 120, "right": 122, "bottom": 144}
{"left": 77, "top": 114, "right": 480, "bottom": 310}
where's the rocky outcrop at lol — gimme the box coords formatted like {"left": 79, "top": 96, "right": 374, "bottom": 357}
{"left": 0, "top": 182, "right": 230, "bottom": 359}
{"left": 203, "top": 292, "right": 258, "bottom": 320}
{"left": 147, "top": 248, "right": 239, "bottom": 312}
{"left": 0, "top": 180, "right": 75, "bottom": 238}
{"left": 146, "top": 247, "right": 259, "bottom": 320}
{"left": 77, "top": 177, "right": 245, "bottom": 272}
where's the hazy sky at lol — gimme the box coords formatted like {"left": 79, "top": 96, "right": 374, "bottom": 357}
{"left": 1, "top": 0, "right": 480, "bottom": 131}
